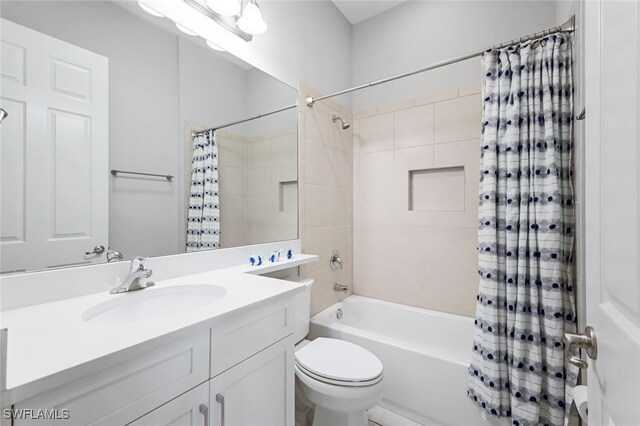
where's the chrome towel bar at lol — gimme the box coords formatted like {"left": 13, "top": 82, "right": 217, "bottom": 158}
{"left": 110, "top": 169, "right": 173, "bottom": 181}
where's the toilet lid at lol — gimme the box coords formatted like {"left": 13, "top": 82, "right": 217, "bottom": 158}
{"left": 295, "top": 338, "right": 383, "bottom": 383}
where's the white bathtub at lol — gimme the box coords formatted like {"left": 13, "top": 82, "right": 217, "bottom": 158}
{"left": 308, "top": 296, "right": 508, "bottom": 426}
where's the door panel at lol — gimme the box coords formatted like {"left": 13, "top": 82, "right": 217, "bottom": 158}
{"left": 585, "top": 1, "right": 640, "bottom": 424}
{"left": 209, "top": 340, "right": 294, "bottom": 426}
{"left": 128, "top": 383, "right": 209, "bottom": 426}
{"left": 0, "top": 18, "right": 108, "bottom": 272}
{"left": 0, "top": 98, "right": 27, "bottom": 273}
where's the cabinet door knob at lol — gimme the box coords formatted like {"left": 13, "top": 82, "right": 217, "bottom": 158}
{"left": 199, "top": 403, "right": 209, "bottom": 426}
{"left": 215, "top": 394, "right": 225, "bottom": 426}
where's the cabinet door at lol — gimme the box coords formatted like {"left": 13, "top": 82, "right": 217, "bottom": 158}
{"left": 129, "top": 383, "right": 209, "bottom": 426}
{"left": 209, "top": 339, "right": 294, "bottom": 426}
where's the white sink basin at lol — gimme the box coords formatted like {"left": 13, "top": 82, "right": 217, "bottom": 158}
{"left": 82, "top": 284, "right": 226, "bottom": 324}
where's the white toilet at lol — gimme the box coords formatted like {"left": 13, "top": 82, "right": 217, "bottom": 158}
{"left": 292, "top": 279, "right": 384, "bottom": 426}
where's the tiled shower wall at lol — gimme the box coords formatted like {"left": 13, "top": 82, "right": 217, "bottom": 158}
{"left": 243, "top": 129, "right": 298, "bottom": 245}
{"left": 298, "top": 83, "right": 354, "bottom": 316}
{"left": 353, "top": 86, "right": 482, "bottom": 317}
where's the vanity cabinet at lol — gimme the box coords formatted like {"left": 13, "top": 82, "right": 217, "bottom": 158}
{"left": 10, "top": 296, "right": 296, "bottom": 426}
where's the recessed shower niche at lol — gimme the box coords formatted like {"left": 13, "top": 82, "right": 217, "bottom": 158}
{"left": 408, "top": 166, "right": 465, "bottom": 211}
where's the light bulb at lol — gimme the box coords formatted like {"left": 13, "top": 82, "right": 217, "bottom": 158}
{"left": 175, "top": 23, "right": 197, "bottom": 36}
{"left": 138, "top": 1, "right": 164, "bottom": 17}
{"left": 206, "top": 40, "right": 225, "bottom": 52}
{"left": 206, "top": 0, "right": 241, "bottom": 17}
{"left": 237, "top": 1, "right": 267, "bottom": 35}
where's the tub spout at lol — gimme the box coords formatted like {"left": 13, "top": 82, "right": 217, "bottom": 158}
{"left": 334, "top": 283, "right": 350, "bottom": 294}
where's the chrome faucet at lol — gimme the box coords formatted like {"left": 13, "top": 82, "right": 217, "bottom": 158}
{"left": 334, "top": 283, "right": 350, "bottom": 294}
{"left": 110, "top": 256, "right": 155, "bottom": 294}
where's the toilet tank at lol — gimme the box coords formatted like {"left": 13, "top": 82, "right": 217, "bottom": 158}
{"left": 288, "top": 278, "right": 314, "bottom": 343}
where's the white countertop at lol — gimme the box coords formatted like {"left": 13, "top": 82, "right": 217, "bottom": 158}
{"left": 0, "top": 254, "right": 318, "bottom": 401}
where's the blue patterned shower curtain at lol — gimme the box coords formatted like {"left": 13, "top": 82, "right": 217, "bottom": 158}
{"left": 186, "top": 129, "right": 220, "bottom": 251}
{"left": 467, "top": 34, "right": 578, "bottom": 426}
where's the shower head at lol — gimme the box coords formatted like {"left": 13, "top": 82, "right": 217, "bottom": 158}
{"left": 332, "top": 114, "right": 350, "bottom": 130}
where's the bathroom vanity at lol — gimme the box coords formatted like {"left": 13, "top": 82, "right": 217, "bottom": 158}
{"left": 0, "top": 255, "right": 317, "bottom": 426}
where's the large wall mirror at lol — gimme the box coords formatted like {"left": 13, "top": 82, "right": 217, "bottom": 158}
{"left": 0, "top": 1, "right": 298, "bottom": 274}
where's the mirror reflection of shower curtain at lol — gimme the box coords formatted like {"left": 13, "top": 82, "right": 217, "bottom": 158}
{"left": 186, "top": 129, "right": 220, "bottom": 251}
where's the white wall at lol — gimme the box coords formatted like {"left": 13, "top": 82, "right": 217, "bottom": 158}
{"left": 351, "top": 0, "right": 558, "bottom": 111}
{"left": 227, "top": 1, "right": 353, "bottom": 108}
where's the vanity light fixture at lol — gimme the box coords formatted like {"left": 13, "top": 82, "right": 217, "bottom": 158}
{"left": 206, "top": 0, "right": 241, "bottom": 17}
{"left": 237, "top": 0, "right": 267, "bottom": 35}
{"left": 138, "top": 1, "right": 164, "bottom": 17}
{"left": 206, "top": 40, "right": 226, "bottom": 52}
{"left": 175, "top": 23, "right": 198, "bottom": 36}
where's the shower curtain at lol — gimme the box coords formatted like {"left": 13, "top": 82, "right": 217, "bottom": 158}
{"left": 467, "top": 34, "right": 578, "bottom": 426}
{"left": 186, "top": 129, "right": 220, "bottom": 252}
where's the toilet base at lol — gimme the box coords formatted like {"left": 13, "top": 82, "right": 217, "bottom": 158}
{"left": 312, "top": 406, "right": 368, "bottom": 426}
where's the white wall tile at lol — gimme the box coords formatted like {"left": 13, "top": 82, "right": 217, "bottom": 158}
{"left": 328, "top": 148, "right": 353, "bottom": 189}
{"left": 360, "top": 150, "right": 394, "bottom": 189}
{"left": 434, "top": 94, "right": 481, "bottom": 143}
{"left": 305, "top": 184, "right": 332, "bottom": 228}
{"left": 331, "top": 187, "right": 352, "bottom": 227}
{"left": 220, "top": 195, "right": 244, "bottom": 224}
{"left": 394, "top": 104, "right": 434, "bottom": 149}
{"left": 393, "top": 145, "right": 435, "bottom": 187}
{"left": 331, "top": 225, "right": 352, "bottom": 262}
{"left": 305, "top": 102, "right": 331, "bottom": 145}
{"left": 217, "top": 137, "right": 244, "bottom": 168}
{"left": 245, "top": 139, "right": 272, "bottom": 168}
{"left": 218, "top": 166, "right": 244, "bottom": 196}
{"left": 304, "top": 227, "right": 332, "bottom": 273}
{"left": 245, "top": 166, "right": 271, "bottom": 196}
{"left": 410, "top": 167, "right": 465, "bottom": 212}
{"left": 271, "top": 133, "right": 298, "bottom": 165}
{"left": 355, "top": 188, "right": 397, "bottom": 227}
{"left": 434, "top": 138, "right": 480, "bottom": 184}
{"left": 305, "top": 139, "right": 331, "bottom": 186}
{"left": 358, "top": 112, "right": 394, "bottom": 153}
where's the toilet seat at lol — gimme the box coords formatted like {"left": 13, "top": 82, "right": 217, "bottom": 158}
{"left": 295, "top": 338, "right": 383, "bottom": 387}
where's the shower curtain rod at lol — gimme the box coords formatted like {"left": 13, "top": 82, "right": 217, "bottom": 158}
{"left": 305, "top": 15, "right": 575, "bottom": 107}
{"left": 191, "top": 104, "right": 297, "bottom": 138}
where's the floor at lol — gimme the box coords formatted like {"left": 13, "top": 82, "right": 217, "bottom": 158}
{"left": 368, "top": 406, "right": 424, "bottom": 426}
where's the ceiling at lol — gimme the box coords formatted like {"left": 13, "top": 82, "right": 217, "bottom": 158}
{"left": 331, "top": 1, "right": 408, "bottom": 25}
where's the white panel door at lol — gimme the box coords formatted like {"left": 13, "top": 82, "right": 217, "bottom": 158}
{"left": 0, "top": 18, "right": 108, "bottom": 273}
{"left": 584, "top": 1, "right": 640, "bottom": 424}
